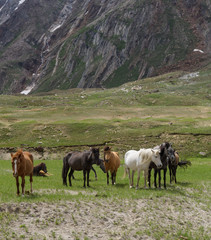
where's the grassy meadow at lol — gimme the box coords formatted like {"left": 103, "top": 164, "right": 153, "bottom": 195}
{"left": 0, "top": 69, "right": 210, "bottom": 239}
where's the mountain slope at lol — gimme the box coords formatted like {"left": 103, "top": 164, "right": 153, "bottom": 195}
{"left": 0, "top": 0, "right": 210, "bottom": 94}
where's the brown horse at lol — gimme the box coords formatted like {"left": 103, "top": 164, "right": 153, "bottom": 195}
{"left": 169, "top": 151, "right": 191, "bottom": 184}
{"left": 11, "top": 149, "right": 34, "bottom": 196}
{"left": 103, "top": 146, "right": 120, "bottom": 185}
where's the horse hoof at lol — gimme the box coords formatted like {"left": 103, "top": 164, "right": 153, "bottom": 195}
{"left": 130, "top": 186, "right": 133, "bottom": 189}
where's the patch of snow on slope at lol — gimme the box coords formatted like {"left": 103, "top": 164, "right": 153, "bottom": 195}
{"left": 20, "top": 83, "right": 35, "bottom": 95}
{"left": 0, "top": 0, "right": 8, "bottom": 12}
{"left": 179, "top": 72, "right": 199, "bottom": 80}
{"left": 15, "top": 0, "right": 27, "bottom": 11}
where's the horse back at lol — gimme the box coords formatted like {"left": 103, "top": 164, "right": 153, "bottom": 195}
{"left": 67, "top": 151, "right": 92, "bottom": 170}
{"left": 23, "top": 152, "right": 34, "bottom": 175}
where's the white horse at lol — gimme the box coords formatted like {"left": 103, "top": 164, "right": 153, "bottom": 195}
{"left": 124, "top": 148, "right": 162, "bottom": 189}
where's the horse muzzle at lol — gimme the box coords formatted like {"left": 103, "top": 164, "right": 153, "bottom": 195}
{"left": 13, "top": 172, "right": 18, "bottom": 177}
{"left": 157, "top": 163, "right": 162, "bottom": 169}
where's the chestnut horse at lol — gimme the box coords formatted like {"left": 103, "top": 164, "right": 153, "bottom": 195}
{"left": 103, "top": 146, "right": 120, "bottom": 185}
{"left": 11, "top": 149, "right": 34, "bottom": 196}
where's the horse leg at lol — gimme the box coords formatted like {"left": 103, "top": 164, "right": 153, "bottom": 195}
{"left": 158, "top": 170, "right": 161, "bottom": 188}
{"left": 83, "top": 170, "right": 86, "bottom": 188}
{"left": 16, "top": 177, "right": 20, "bottom": 196}
{"left": 148, "top": 168, "right": 151, "bottom": 188}
{"left": 154, "top": 170, "right": 157, "bottom": 188}
{"left": 174, "top": 166, "right": 177, "bottom": 183}
{"left": 136, "top": 169, "right": 141, "bottom": 190}
{"left": 113, "top": 171, "right": 117, "bottom": 185}
{"left": 87, "top": 169, "right": 91, "bottom": 187}
{"left": 131, "top": 170, "right": 135, "bottom": 188}
{"left": 68, "top": 169, "right": 74, "bottom": 186}
{"left": 144, "top": 170, "right": 148, "bottom": 189}
{"left": 164, "top": 169, "right": 167, "bottom": 189}
{"left": 169, "top": 165, "right": 172, "bottom": 184}
{"left": 92, "top": 167, "right": 97, "bottom": 180}
{"left": 21, "top": 176, "right": 25, "bottom": 196}
{"left": 107, "top": 172, "right": 109, "bottom": 185}
{"left": 30, "top": 173, "right": 33, "bottom": 193}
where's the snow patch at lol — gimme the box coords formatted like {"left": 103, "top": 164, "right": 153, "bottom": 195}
{"left": 0, "top": 0, "right": 8, "bottom": 12}
{"left": 15, "top": 0, "right": 27, "bottom": 11}
{"left": 193, "top": 49, "right": 204, "bottom": 53}
{"left": 179, "top": 72, "right": 199, "bottom": 80}
{"left": 20, "top": 83, "right": 35, "bottom": 95}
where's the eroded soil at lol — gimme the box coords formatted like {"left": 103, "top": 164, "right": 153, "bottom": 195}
{"left": 0, "top": 194, "right": 210, "bottom": 240}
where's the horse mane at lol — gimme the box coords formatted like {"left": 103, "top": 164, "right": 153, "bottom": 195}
{"left": 104, "top": 146, "right": 111, "bottom": 152}
{"left": 17, "top": 149, "right": 23, "bottom": 154}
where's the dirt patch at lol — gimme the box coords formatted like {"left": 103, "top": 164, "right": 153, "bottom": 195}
{"left": 0, "top": 196, "right": 210, "bottom": 239}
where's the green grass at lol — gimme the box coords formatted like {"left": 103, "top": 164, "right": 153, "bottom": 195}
{"left": 0, "top": 71, "right": 210, "bottom": 157}
{"left": 0, "top": 157, "right": 210, "bottom": 203}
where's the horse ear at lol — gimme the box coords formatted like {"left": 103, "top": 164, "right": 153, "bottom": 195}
{"left": 151, "top": 149, "right": 155, "bottom": 154}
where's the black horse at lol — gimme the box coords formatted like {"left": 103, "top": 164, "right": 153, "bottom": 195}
{"left": 148, "top": 142, "right": 175, "bottom": 189}
{"left": 72, "top": 158, "right": 106, "bottom": 180}
{"left": 62, "top": 147, "right": 100, "bottom": 187}
{"left": 33, "top": 162, "right": 48, "bottom": 176}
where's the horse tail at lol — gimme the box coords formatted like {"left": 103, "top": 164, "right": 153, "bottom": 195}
{"left": 122, "top": 167, "right": 128, "bottom": 179}
{"left": 62, "top": 153, "right": 71, "bottom": 180}
{"left": 178, "top": 160, "right": 191, "bottom": 168}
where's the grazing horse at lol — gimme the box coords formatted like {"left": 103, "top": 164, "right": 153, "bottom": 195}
{"left": 11, "top": 149, "right": 34, "bottom": 196}
{"left": 148, "top": 142, "right": 175, "bottom": 189}
{"left": 169, "top": 151, "right": 191, "bottom": 184}
{"left": 103, "top": 146, "right": 120, "bottom": 185}
{"left": 62, "top": 147, "right": 100, "bottom": 187}
{"left": 33, "top": 162, "right": 47, "bottom": 176}
{"left": 125, "top": 148, "right": 162, "bottom": 189}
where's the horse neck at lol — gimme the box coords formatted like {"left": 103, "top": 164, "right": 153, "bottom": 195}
{"left": 139, "top": 157, "right": 151, "bottom": 170}
{"left": 104, "top": 151, "right": 111, "bottom": 161}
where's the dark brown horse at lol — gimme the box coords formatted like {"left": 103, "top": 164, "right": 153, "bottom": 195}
{"left": 33, "top": 162, "right": 47, "bottom": 176}
{"left": 11, "top": 149, "right": 34, "bottom": 195}
{"left": 62, "top": 147, "right": 100, "bottom": 187}
{"left": 169, "top": 151, "right": 191, "bottom": 184}
{"left": 72, "top": 158, "right": 106, "bottom": 180}
{"left": 148, "top": 142, "right": 175, "bottom": 189}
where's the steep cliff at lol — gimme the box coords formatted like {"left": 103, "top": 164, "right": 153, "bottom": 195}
{"left": 0, "top": 0, "right": 210, "bottom": 94}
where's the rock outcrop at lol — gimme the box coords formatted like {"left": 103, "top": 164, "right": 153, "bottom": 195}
{"left": 0, "top": 0, "right": 210, "bottom": 94}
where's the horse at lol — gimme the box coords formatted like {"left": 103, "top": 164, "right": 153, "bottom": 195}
{"left": 62, "top": 147, "right": 100, "bottom": 187}
{"left": 33, "top": 162, "right": 47, "bottom": 176}
{"left": 169, "top": 151, "right": 191, "bottom": 184}
{"left": 124, "top": 148, "right": 162, "bottom": 189}
{"left": 103, "top": 146, "right": 120, "bottom": 185}
{"left": 11, "top": 149, "right": 34, "bottom": 196}
{"left": 72, "top": 158, "right": 106, "bottom": 180}
{"left": 148, "top": 142, "right": 175, "bottom": 189}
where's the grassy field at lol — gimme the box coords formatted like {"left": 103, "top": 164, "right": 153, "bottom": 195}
{"left": 0, "top": 69, "right": 210, "bottom": 239}
{"left": 0, "top": 157, "right": 210, "bottom": 239}
{"left": 0, "top": 70, "right": 210, "bottom": 158}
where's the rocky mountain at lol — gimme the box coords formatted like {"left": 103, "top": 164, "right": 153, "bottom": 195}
{"left": 0, "top": 0, "right": 210, "bottom": 94}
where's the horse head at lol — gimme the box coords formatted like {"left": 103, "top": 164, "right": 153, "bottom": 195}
{"left": 166, "top": 144, "right": 176, "bottom": 165}
{"left": 11, "top": 149, "right": 24, "bottom": 177}
{"left": 89, "top": 147, "right": 100, "bottom": 165}
{"left": 41, "top": 163, "right": 47, "bottom": 173}
{"left": 151, "top": 149, "right": 162, "bottom": 168}
{"left": 103, "top": 146, "right": 112, "bottom": 163}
